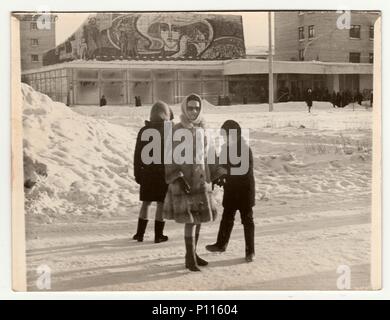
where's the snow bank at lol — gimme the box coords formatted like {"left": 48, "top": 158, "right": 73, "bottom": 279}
{"left": 22, "top": 84, "right": 139, "bottom": 218}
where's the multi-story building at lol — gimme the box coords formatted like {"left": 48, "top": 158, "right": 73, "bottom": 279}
{"left": 275, "top": 11, "right": 379, "bottom": 63}
{"left": 17, "top": 14, "right": 57, "bottom": 71}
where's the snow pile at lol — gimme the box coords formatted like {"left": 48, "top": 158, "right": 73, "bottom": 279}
{"left": 22, "top": 84, "right": 139, "bottom": 218}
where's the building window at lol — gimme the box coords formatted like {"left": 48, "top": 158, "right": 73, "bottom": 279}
{"left": 31, "top": 54, "right": 39, "bottom": 62}
{"left": 350, "top": 25, "right": 361, "bottom": 39}
{"left": 31, "top": 38, "right": 39, "bottom": 46}
{"left": 369, "top": 52, "right": 374, "bottom": 63}
{"left": 298, "top": 27, "right": 304, "bottom": 40}
{"left": 30, "top": 22, "right": 38, "bottom": 30}
{"left": 299, "top": 49, "right": 304, "bottom": 61}
{"left": 308, "top": 25, "right": 315, "bottom": 39}
{"left": 349, "top": 52, "right": 360, "bottom": 63}
{"left": 369, "top": 26, "right": 374, "bottom": 39}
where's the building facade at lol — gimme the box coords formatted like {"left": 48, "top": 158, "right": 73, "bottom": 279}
{"left": 17, "top": 14, "right": 57, "bottom": 71}
{"left": 20, "top": 12, "right": 374, "bottom": 106}
{"left": 21, "top": 59, "right": 373, "bottom": 106}
{"left": 275, "top": 11, "right": 379, "bottom": 63}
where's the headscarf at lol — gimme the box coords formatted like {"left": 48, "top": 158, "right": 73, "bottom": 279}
{"left": 180, "top": 93, "right": 205, "bottom": 128}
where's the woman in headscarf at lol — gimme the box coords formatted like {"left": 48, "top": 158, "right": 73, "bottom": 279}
{"left": 163, "top": 93, "right": 223, "bottom": 271}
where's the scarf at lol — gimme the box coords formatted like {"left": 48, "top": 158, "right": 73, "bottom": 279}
{"left": 179, "top": 93, "right": 206, "bottom": 129}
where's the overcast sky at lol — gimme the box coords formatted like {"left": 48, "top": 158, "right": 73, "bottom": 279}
{"left": 55, "top": 12, "right": 271, "bottom": 48}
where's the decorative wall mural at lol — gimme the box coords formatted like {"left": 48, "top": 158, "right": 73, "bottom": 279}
{"left": 43, "top": 13, "right": 245, "bottom": 65}
{"left": 131, "top": 14, "right": 214, "bottom": 58}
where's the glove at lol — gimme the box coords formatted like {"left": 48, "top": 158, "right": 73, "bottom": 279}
{"left": 177, "top": 176, "right": 191, "bottom": 195}
{"left": 212, "top": 174, "right": 227, "bottom": 190}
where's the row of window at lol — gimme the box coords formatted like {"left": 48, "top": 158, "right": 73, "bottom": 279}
{"left": 298, "top": 26, "right": 315, "bottom": 40}
{"left": 298, "top": 25, "right": 374, "bottom": 40}
{"left": 349, "top": 52, "right": 374, "bottom": 63}
{"left": 298, "top": 49, "right": 373, "bottom": 63}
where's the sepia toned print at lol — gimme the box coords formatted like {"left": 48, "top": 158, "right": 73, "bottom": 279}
{"left": 12, "top": 10, "right": 381, "bottom": 291}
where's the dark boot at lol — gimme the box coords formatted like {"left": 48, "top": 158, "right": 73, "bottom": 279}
{"left": 132, "top": 218, "right": 148, "bottom": 242}
{"left": 243, "top": 222, "right": 255, "bottom": 262}
{"left": 184, "top": 236, "right": 200, "bottom": 272}
{"left": 154, "top": 220, "right": 168, "bottom": 243}
{"left": 205, "top": 219, "right": 234, "bottom": 252}
{"left": 195, "top": 232, "right": 208, "bottom": 266}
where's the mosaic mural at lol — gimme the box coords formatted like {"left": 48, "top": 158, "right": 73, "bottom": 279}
{"left": 43, "top": 13, "right": 245, "bottom": 65}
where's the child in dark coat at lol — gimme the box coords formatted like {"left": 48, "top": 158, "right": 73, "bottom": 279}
{"left": 132, "top": 101, "right": 173, "bottom": 243}
{"left": 206, "top": 120, "right": 256, "bottom": 262}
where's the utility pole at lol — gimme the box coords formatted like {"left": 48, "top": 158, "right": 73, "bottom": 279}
{"left": 268, "top": 11, "right": 274, "bottom": 112}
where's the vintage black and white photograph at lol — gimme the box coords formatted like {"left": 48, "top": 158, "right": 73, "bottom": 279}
{"left": 12, "top": 10, "right": 381, "bottom": 291}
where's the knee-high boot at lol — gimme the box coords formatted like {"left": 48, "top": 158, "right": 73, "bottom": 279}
{"left": 132, "top": 218, "right": 148, "bottom": 242}
{"left": 184, "top": 236, "right": 200, "bottom": 272}
{"left": 154, "top": 220, "right": 168, "bottom": 243}
{"left": 195, "top": 232, "right": 208, "bottom": 266}
{"left": 243, "top": 222, "right": 255, "bottom": 262}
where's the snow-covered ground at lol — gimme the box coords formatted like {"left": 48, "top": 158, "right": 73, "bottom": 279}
{"left": 23, "top": 84, "right": 373, "bottom": 290}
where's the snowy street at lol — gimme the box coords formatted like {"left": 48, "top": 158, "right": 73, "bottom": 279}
{"left": 23, "top": 85, "right": 373, "bottom": 291}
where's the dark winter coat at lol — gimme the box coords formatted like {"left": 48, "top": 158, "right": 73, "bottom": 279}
{"left": 133, "top": 101, "right": 171, "bottom": 202}
{"left": 100, "top": 96, "right": 107, "bottom": 106}
{"left": 305, "top": 91, "right": 313, "bottom": 107}
{"left": 220, "top": 140, "right": 255, "bottom": 210}
{"left": 134, "top": 121, "right": 168, "bottom": 202}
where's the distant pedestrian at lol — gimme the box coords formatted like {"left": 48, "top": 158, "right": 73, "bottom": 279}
{"left": 100, "top": 95, "right": 107, "bottom": 107}
{"left": 135, "top": 96, "right": 142, "bottom": 107}
{"left": 305, "top": 88, "right": 313, "bottom": 113}
{"left": 335, "top": 92, "right": 341, "bottom": 108}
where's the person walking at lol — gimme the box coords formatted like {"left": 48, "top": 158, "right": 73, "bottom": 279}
{"left": 305, "top": 88, "right": 313, "bottom": 113}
